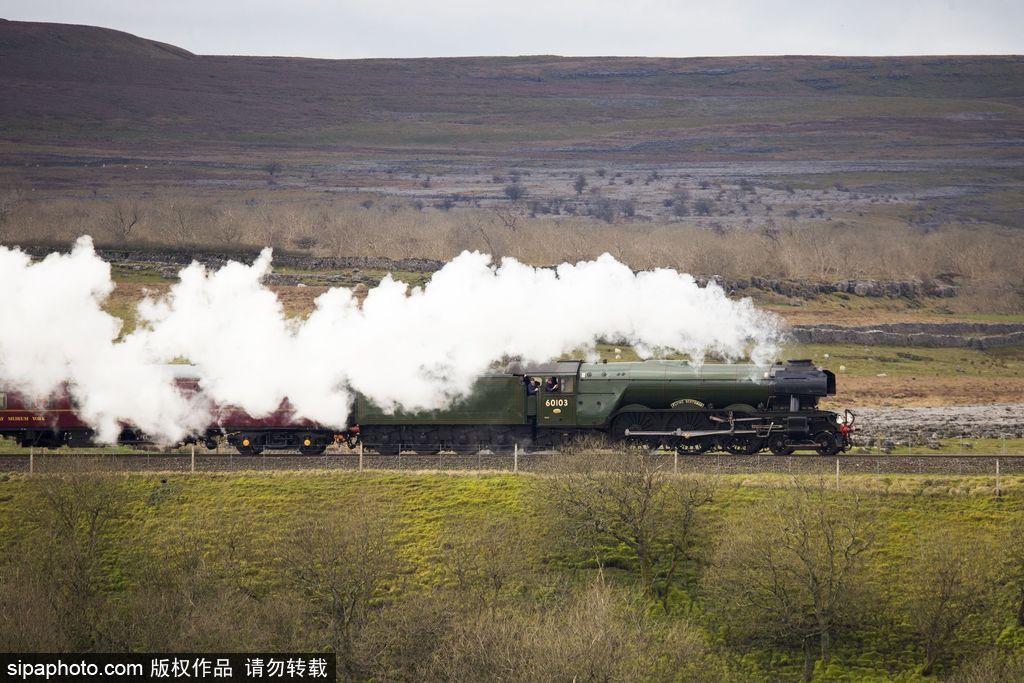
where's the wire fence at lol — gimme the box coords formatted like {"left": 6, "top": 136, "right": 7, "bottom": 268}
{"left": 3, "top": 444, "right": 1024, "bottom": 478}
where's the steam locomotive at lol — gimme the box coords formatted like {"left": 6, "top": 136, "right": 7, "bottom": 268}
{"left": 0, "top": 359, "right": 854, "bottom": 456}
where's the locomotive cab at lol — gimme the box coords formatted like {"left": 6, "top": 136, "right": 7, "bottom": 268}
{"left": 510, "top": 361, "right": 581, "bottom": 428}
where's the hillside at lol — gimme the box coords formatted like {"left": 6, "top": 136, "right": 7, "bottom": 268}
{"left": 2, "top": 18, "right": 1023, "bottom": 161}
{"left": 1, "top": 19, "right": 1022, "bottom": 327}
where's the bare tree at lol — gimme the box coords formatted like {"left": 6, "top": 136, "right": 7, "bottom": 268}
{"left": 459, "top": 221, "right": 497, "bottom": 256}
{"left": 492, "top": 205, "right": 519, "bottom": 234}
{"left": 1001, "top": 505, "right": 1024, "bottom": 627}
{"left": 905, "top": 528, "right": 999, "bottom": 676}
{"left": 282, "top": 501, "right": 398, "bottom": 678}
{"left": 543, "top": 446, "right": 713, "bottom": 604}
{"left": 439, "top": 515, "right": 536, "bottom": 612}
{"left": 573, "top": 173, "right": 587, "bottom": 196}
{"left": 703, "top": 481, "right": 876, "bottom": 681}
{"left": 171, "top": 204, "right": 197, "bottom": 245}
{"left": 948, "top": 650, "right": 1024, "bottom": 683}
{"left": 437, "top": 577, "right": 729, "bottom": 682}
{"left": 0, "top": 188, "right": 26, "bottom": 242}
{"left": 26, "top": 471, "right": 130, "bottom": 649}
{"left": 107, "top": 200, "right": 142, "bottom": 242}
{"left": 212, "top": 206, "right": 245, "bottom": 245}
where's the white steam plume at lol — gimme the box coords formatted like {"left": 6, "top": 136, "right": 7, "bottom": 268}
{"left": 0, "top": 237, "right": 207, "bottom": 443}
{"left": 0, "top": 239, "right": 784, "bottom": 442}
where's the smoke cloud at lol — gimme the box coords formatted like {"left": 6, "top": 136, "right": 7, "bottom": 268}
{"left": 0, "top": 238, "right": 207, "bottom": 442}
{"left": 0, "top": 238, "right": 783, "bottom": 442}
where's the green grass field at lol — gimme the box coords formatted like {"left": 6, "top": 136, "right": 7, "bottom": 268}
{"left": 2, "top": 469, "right": 1024, "bottom": 680}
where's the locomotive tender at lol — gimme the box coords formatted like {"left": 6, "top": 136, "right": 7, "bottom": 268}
{"left": 0, "top": 358, "right": 853, "bottom": 456}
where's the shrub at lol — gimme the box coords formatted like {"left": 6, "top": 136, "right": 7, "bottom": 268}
{"left": 504, "top": 183, "right": 526, "bottom": 201}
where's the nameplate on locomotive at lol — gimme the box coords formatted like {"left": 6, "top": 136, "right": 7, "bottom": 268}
{"left": 670, "top": 398, "right": 706, "bottom": 408}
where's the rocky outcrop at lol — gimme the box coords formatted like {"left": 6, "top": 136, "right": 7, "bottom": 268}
{"left": 853, "top": 403, "right": 1024, "bottom": 446}
{"left": 790, "top": 322, "right": 1024, "bottom": 349}
{"left": 22, "top": 245, "right": 960, "bottom": 299}
{"left": 20, "top": 246, "right": 446, "bottom": 275}
{"left": 698, "top": 276, "right": 958, "bottom": 299}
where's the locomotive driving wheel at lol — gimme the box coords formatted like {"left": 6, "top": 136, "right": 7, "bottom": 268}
{"left": 767, "top": 434, "right": 795, "bottom": 456}
{"left": 612, "top": 412, "right": 659, "bottom": 447}
{"left": 676, "top": 439, "right": 711, "bottom": 455}
{"left": 723, "top": 435, "right": 764, "bottom": 455}
{"left": 665, "top": 412, "right": 709, "bottom": 454}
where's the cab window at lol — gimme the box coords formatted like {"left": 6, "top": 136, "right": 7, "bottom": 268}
{"left": 544, "top": 377, "right": 575, "bottom": 393}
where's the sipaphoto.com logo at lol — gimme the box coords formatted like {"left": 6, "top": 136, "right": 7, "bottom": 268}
{"left": 1, "top": 653, "right": 336, "bottom": 682}
{"left": 6, "top": 658, "right": 141, "bottom": 680}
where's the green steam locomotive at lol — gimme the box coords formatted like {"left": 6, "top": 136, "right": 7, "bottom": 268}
{"left": 355, "top": 359, "right": 854, "bottom": 456}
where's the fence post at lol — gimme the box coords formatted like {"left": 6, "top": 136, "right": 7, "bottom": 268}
{"left": 835, "top": 457, "right": 840, "bottom": 490}
{"left": 673, "top": 450, "right": 678, "bottom": 475}
{"left": 190, "top": 444, "right": 195, "bottom": 474}
{"left": 29, "top": 447, "right": 33, "bottom": 475}
{"left": 513, "top": 443, "right": 519, "bottom": 473}
{"left": 996, "top": 458, "right": 1002, "bottom": 498}
{"left": 358, "top": 442, "right": 364, "bottom": 472}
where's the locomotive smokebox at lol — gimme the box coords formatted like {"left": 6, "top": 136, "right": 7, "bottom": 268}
{"left": 769, "top": 359, "right": 835, "bottom": 411}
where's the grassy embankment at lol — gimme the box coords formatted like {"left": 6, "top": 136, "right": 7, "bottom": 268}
{"left": 2, "top": 469, "right": 1024, "bottom": 680}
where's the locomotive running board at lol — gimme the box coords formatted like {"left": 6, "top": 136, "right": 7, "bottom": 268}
{"left": 623, "top": 428, "right": 758, "bottom": 438}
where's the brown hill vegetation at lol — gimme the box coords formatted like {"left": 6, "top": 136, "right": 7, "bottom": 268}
{"left": 2, "top": 18, "right": 1023, "bottom": 160}
{"left": 1, "top": 20, "right": 1022, "bottom": 316}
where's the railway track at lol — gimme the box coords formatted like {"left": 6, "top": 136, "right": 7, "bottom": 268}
{"left": 2, "top": 452, "right": 1024, "bottom": 475}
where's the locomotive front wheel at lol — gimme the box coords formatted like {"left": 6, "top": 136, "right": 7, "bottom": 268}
{"left": 813, "top": 431, "right": 841, "bottom": 456}
{"left": 768, "top": 434, "right": 795, "bottom": 456}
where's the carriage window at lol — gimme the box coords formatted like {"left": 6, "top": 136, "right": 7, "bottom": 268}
{"left": 0, "top": 393, "right": 5, "bottom": 410}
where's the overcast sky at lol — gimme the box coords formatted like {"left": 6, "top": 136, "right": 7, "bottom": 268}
{"left": 2, "top": 0, "right": 1021, "bottom": 58}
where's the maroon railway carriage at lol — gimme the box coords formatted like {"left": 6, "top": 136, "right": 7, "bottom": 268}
{"left": 0, "top": 389, "right": 94, "bottom": 448}
{"left": 0, "top": 366, "right": 338, "bottom": 454}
